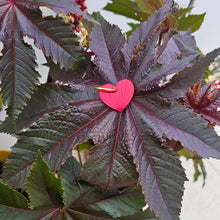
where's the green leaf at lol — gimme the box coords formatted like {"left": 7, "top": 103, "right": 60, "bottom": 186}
{"left": 59, "top": 156, "right": 82, "bottom": 208}
{"left": 118, "top": 207, "right": 159, "bottom": 219}
{"left": 68, "top": 186, "right": 146, "bottom": 219}
{"left": 0, "top": 206, "right": 56, "bottom": 220}
{"left": 103, "top": 0, "right": 148, "bottom": 21}
{"left": 25, "top": 150, "right": 63, "bottom": 209}
{"left": 178, "top": 13, "right": 206, "bottom": 33}
{"left": 60, "top": 157, "right": 146, "bottom": 218}
{"left": 75, "top": 139, "right": 94, "bottom": 152}
{"left": 174, "top": 7, "right": 192, "bottom": 18}
{"left": 178, "top": 148, "right": 207, "bottom": 185}
{"left": 2, "top": 155, "right": 146, "bottom": 220}
{"left": 136, "top": 0, "right": 165, "bottom": 15}
{"left": 0, "top": 181, "right": 54, "bottom": 220}
{"left": 193, "top": 159, "right": 207, "bottom": 186}
{"left": 126, "top": 23, "right": 139, "bottom": 38}
{"left": 0, "top": 181, "right": 28, "bottom": 209}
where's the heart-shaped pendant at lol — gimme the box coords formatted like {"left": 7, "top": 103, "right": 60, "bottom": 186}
{"left": 99, "top": 79, "right": 134, "bottom": 111}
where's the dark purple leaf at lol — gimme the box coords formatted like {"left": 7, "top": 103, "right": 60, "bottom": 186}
{"left": 184, "top": 81, "right": 220, "bottom": 126}
{"left": 124, "top": 107, "right": 186, "bottom": 219}
{"left": 0, "top": 38, "right": 39, "bottom": 121}
{"left": 81, "top": 109, "right": 138, "bottom": 190}
{"left": 132, "top": 97, "right": 220, "bottom": 158}
{"left": 122, "top": 4, "right": 170, "bottom": 68}
{"left": 126, "top": 5, "right": 170, "bottom": 50}
{"left": 134, "top": 54, "right": 198, "bottom": 96}
{"left": 157, "top": 30, "right": 198, "bottom": 64}
{"left": 0, "top": 0, "right": 88, "bottom": 122}
{"left": 154, "top": 48, "right": 220, "bottom": 100}
{"left": 90, "top": 13, "right": 128, "bottom": 84}
{"left": 16, "top": 82, "right": 90, "bottom": 131}
{"left": 122, "top": 10, "right": 198, "bottom": 95}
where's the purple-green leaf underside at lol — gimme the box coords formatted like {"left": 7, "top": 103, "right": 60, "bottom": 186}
{"left": 1, "top": 154, "right": 146, "bottom": 220}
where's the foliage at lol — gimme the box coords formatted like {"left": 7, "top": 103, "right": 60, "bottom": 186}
{"left": 205, "top": 58, "right": 220, "bottom": 81}
{"left": 0, "top": 0, "right": 220, "bottom": 220}
{"left": 0, "top": 0, "right": 89, "bottom": 127}
{"left": 0, "top": 151, "right": 157, "bottom": 219}
{"left": 178, "top": 147, "right": 207, "bottom": 186}
{"left": 184, "top": 81, "right": 220, "bottom": 127}
{"left": 104, "top": 0, "right": 206, "bottom": 37}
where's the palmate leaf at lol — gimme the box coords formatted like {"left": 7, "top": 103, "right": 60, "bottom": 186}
{"left": 1, "top": 152, "right": 149, "bottom": 220}
{"left": 0, "top": 0, "right": 87, "bottom": 122}
{"left": 60, "top": 157, "right": 146, "bottom": 219}
{"left": 0, "top": 0, "right": 88, "bottom": 68}
{"left": 2, "top": 7, "right": 220, "bottom": 220}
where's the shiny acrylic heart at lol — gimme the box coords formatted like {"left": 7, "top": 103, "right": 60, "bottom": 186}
{"left": 99, "top": 79, "right": 134, "bottom": 111}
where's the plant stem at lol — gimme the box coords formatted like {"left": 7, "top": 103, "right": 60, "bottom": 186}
{"left": 77, "top": 146, "right": 83, "bottom": 167}
{"left": 188, "top": 0, "right": 195, "bottom": 8}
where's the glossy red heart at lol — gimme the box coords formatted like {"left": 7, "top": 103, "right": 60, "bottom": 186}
{"left": 99, "top": 79, "right": 134, "bottom": 112}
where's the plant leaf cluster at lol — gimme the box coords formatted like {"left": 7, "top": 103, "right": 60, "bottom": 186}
{"left": 184, "top": 81, "right": 220, "bottom": 126}
{"left": 104, "top": 0, "right": 205, "bottom": 37}
{"left": 0, "top": 1, "right": 220, "bottom": 220}
{"left": 0, "top": 0, "right": 88, "bottom": 126}
{"left": 0, "top": 151, "right": 156, "bottom": 219}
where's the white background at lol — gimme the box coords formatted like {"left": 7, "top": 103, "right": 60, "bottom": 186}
{"left": 1, "top": 0, "right": 220, "bottom": 219}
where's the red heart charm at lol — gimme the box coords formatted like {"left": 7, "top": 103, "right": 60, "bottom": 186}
{"left": 99, "top": 79, "right": 134, "bottom": 112}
